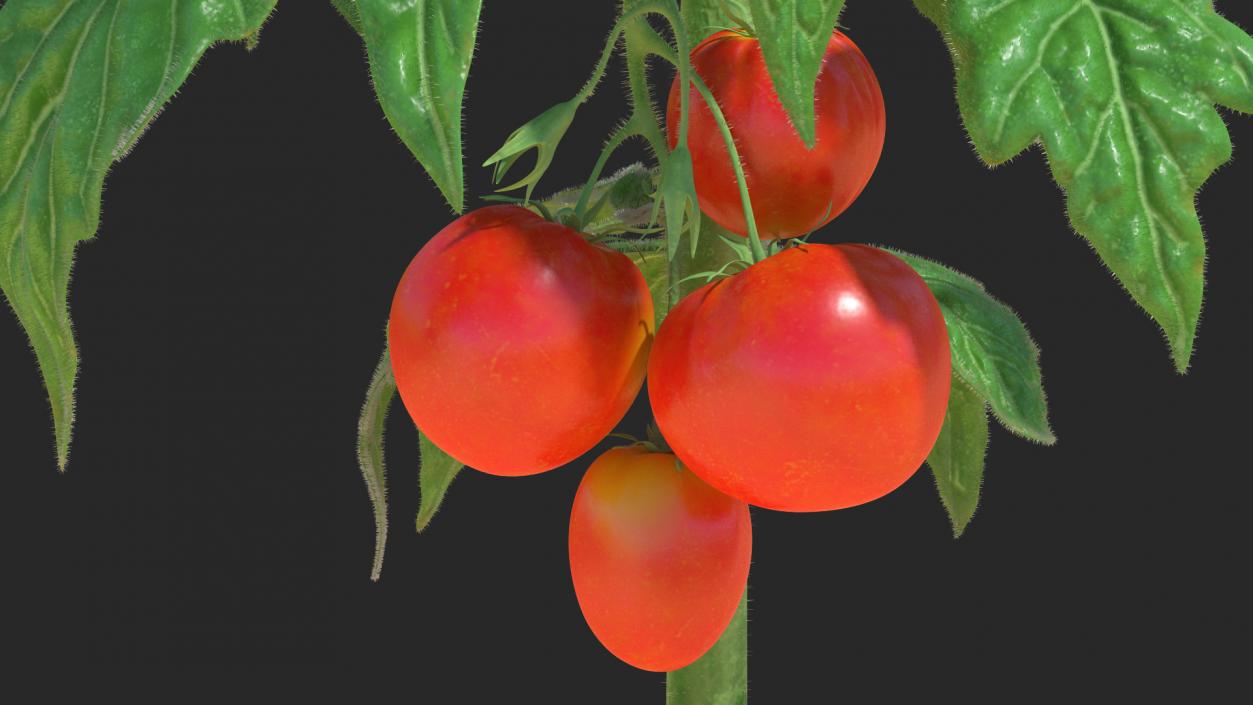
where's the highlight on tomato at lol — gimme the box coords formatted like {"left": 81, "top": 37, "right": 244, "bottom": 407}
{"left": 667, "top": 29, "right": 886, "bottom": 239}
{"left": 648, "top": 244, "right": 951, "bottom": 512}
{"left": 388, "top": 205, "right": 654, "bottom": 477}
{"left": 569, "top": 446, "right": 752, "bottom": 672}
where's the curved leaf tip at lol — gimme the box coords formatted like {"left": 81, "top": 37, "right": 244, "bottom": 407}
{"left": 0, "top": 0, "right": 276, "bottom": 471}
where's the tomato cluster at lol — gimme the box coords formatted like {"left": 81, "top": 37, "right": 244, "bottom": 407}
{"left": 388, "top": 31, "right": 948, "bottom": 672}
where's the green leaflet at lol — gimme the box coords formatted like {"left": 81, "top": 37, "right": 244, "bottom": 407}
{"left": 748, "top": 0, "right": 846, "bottom": 148}
{"left": 358, "top": 346, "right": 394, "bottom": 582}
{"left": 355, "top": 0, "right": 481, "bottom": 213}
{"left": 0, "top": 0, "right": 276, "bottom": 470}
{"left": 666, "top": 590, "right": 748, "bottom": 705}
{"left": 415, "top": 430, "right": 461, "bottom": 533}
{"left": 356, "top": 338, "right": 464, "bottom": 580}
{"left": 329, "top": 0, "right": 363, "bottom": 35}
{"left": 681, "top": 0, "right": 753, "bottom": 43}
{"left": 912, "top": 0, "right": 947, "bottom": 28}
{"left": 927, "top": 375, "right": 990, "bottom": 537}
{"left": 893, "top": 250, "right": 1055, "bottom": 445}
{"left": 925, "top": 0, "right": 1253, "bottom": 372}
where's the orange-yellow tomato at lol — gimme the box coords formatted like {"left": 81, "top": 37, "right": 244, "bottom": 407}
{"left": 569, "top": 447, "right": 752, "bottom": 672}
{"left": 389, "top": 206, "right": 654, "bottom": 476}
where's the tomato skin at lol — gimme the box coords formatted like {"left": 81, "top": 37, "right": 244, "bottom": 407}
{"left": 648, "top": 244, "right": 950, "bottom": 512}
{"left": 388, "top": 205, "right": 654, "bottom": 476}
{"left": 667, "top": 30, "right": 885, "bottom": 239}
{"left": 569, "top": 447, "right": 752, "bottom": 672}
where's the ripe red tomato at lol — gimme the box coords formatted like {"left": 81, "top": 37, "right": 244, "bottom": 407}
{"left": 667, "top": 30, "right": 885, "bottom": 239}
{"left": 389, "top": 205, "right": 654, "bottom": 476}
{"left": 569, "top": 446, "right": 752, "bottom": 672}
{"left": 649, "top": 244, "right": 950, "bottom": 512}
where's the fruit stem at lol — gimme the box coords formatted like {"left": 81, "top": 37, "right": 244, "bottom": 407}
{"left": 573, "top": 121, "right": 638, "bottom": 227}
{"left": 689, "top": 74, "right": 767, "bottom": 264}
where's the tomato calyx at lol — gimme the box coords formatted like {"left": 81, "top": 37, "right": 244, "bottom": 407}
{"left": 669, "top": 234, "right": 805, "bottom": 294}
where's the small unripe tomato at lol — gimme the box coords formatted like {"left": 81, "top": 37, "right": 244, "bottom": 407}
{"left": 389, "top": 205, "right": 654, "bottom": 476}
{"left": 649, "top": 244, "right": 950, "bottom": 512}
{"left": 667, "top": 30, "right": 885, "bottom": 239}
{"left": 569, "top": 446, "right": 752, "bottom": 672}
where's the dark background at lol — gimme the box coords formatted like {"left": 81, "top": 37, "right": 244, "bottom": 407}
{"left": 3, "top": 0, "right": 1249, "bottom": 696}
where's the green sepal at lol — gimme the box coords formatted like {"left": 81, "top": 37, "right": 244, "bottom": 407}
{"left": 652, "top": 144, "right": 702, "bottom": 260}
{"left": 482, "top": 98, "right": 581, "bottom": 202}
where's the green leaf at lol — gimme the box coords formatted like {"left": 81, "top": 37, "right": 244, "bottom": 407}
{"left": 652, "top": 143, "right": 702, "bottom": 259}
{"left": 358, "top": 345, "right": 395, "bottom": 582}
{"left": 0, "top": 0, "right": 276, "bottom": 470}
{"left": 329, "top": 0, "right": 363, "bottom": 35}
{"left": 666, "top": 589, "right": 748, "bottom": 705}
{"left": 356, "top": 0, "right": 482, "bottom": 213}
{"left": 893, "top": 250, "right": 1055, "bottom": 445}
{"left": 415, "top": 428, "right": 461, "bottom": 532}
{"left": 927, "top": 375, "right": 990, "bottom": 537}
{"left": 681, "top": 0, "right": 754, "bottom": 43}
{"left": 747, "top": 0, "right": 846, "bottom": 148}
{"left": 911, "top": 0, "right": 947, "bottom": 28}
{"left": 927, "top": 0, "right": 1253, "bottom": 372}
{"left": 357, "top": 339, "right": 464, "bottom": 580}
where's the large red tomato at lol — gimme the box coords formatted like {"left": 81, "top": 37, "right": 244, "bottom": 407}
{"left": 667, "top": 30, "right": 885, "bottom": 239}
{"left": 389, "top": 205, "right": 654, "bottom": 476}
{"left": 569, "top": 446, "right": 751, "bottom": 672}
{"left": 649, "top": 244, "right": 950, "bottom": 512}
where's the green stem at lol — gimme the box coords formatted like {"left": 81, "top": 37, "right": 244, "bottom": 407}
{"left": 647, "top": 38, "right": 767, "bottom": 264}
{"left": 623, "top": 20, "right": 669, "bottom": 158}
{"left": 689, "top": 74, "right": 766, "bottom": 263}
{"left": 665, "top": 216, "right": 749, "bottom": 703}
{"left": 666, "top": 590, "right": 749, "bottom": 705}
{"left": 574, "top": 122, "right": 638, "bottom": 225}
{"left": 576, "top": 1, "right": 684, "bottom": 105}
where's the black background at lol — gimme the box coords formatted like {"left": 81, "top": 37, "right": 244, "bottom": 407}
{"left": 3, "top": 0, "right": 1250, "bottom": 696}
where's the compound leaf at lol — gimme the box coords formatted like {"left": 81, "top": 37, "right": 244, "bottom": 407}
{"left": 925, "top": 0, "right": 1253, "bottom": 372}
{"left": 0, "top": 0, "right": 276, "bottom": 470}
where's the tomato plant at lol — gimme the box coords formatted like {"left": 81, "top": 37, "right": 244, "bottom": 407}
{"left": 2, "top": 0, "right": 1251, "bottom": 700}
{"left": 667, "top": 30, "right": 885, "bottom": 239}
{"left": 389, "top": 205, "right": 653, "bottom": 476}
{"left": 650, "top": 244, "right": 951, "bottom": 512}
{"left": 570, "top": 446, "right": 752, "bottom": 672}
